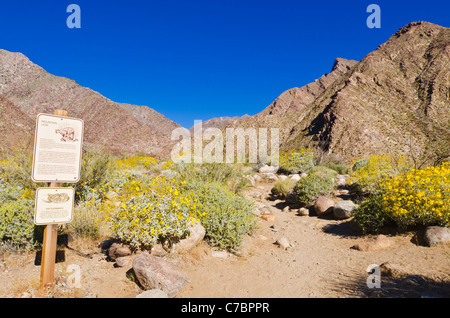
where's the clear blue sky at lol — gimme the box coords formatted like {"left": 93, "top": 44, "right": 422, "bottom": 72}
{"left": 0, "top": 0, "right": 448, "bottom": 128}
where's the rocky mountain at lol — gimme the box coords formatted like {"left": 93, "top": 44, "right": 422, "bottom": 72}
{"left": 227, "top": 21, "right": 450, "bottom": 164}
{"left": 188, "top": 114, "right": 250, "bottom": 133}
{"left": 0, "top": 49, "right": 180, "bottom": 158}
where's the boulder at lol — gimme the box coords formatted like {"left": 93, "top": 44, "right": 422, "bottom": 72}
{"left": 298, "top": 207, "right": 309, "bottom": 216}
{"left": 314, "top": 196, "right": 335, "bottom": 217}
{"left": 253, "top": 174, "right": 262, "bottom": 182}
{"left": 115, "top": 256, "right": 131, "bottom": 267}
{"left": 108, "top": 243, "right": 132, "bottom": 261}
{"left": 259, "top": 165, "right": 278, "bottom": 174}
{"left": 423, "top": 226, "right": 450, "bottom": 247}
{"left": 264, "top": 173, "right": 278, "bottom": 182}
{"left": 170, "top": 221, "right": 206, "bottom": 254}
{"left": 132, "top": 252, "right": 188, "bottom": 298}
{"left": 333, "top": 200, "right": 357, "bottom": 219}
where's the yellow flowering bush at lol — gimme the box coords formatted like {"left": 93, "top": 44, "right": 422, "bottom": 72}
{"left": 278, "top": 148, "right": 315, "bottom": 174}
{"left": 349, "top": 155, "right": 410, "bottom": 194}
{"left": 107, "top": 175, "right": 198, "bottom": 250}
{"left": 354, "top": 162, "right": 450, "bottom": 233}
{"left": 115, "top": 155, "right": 158, "bottom": 170}
{"left": 382, "top": 162, "right": 450, "bottom": 227}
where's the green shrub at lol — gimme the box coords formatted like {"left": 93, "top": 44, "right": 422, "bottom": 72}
{"left": 308, "top": 166, "right": 338, "bottom": 178}
{"left": 67, "top": 206, "right": 102, "bottom": 240}
{"left": 175, "top": 162, "right": 251, "bottom": 193}
{"left": 353, "top": 195, "right": 394, "bottom": 234}
{"left": 327, "top": 163, "right": 349, "bottom": 175}
{"left": 294, "top": 173, "right": 334, "bottom": 205}
{"left": 271, "top": 178, "right": 296, "bottom": 199}
{"left": 278, "top": 148, "right": 315, "bottom": 174}
{"left": 184, "top": 181, "right": 257, "bottom": 253}
{"left": 0, "top": 198, "right": 37, "bottom": 250}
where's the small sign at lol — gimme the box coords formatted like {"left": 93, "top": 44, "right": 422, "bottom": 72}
{"left": 34, "top": 187, "right": 75, "bottom": 225}
{"left": 31, "top": 113, "right": 84, "bottom": 183}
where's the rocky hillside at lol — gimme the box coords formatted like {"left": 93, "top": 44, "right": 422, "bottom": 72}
{"left": 226, "top": 21, "right": 450, "bottom": 164}
{"left": 0, "top": 49, "right": 180, "bottom": 158}
{"left": 188, "top": 114, "right": 250, "bottom": 132}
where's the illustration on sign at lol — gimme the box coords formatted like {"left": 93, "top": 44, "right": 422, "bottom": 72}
{"left": 34, "top": 188, "right": 75, "bottom": 225}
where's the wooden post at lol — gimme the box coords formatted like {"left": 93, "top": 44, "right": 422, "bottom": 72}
{"left": 39, "top": 109, "right": 67, "bottom": 294}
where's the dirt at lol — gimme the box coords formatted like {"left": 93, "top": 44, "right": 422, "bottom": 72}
{"left": 1, "top": 181, "right": 449, "bottom": 298}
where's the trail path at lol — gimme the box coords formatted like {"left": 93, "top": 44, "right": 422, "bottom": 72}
{"left": 1, "top": 180, "right": 449, "bottom": 298}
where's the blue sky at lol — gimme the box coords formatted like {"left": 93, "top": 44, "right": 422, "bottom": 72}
{"left": 0, "top": 0, "right": 448, "bottom": 128}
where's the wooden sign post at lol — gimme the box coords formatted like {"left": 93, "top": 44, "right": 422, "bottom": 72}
{"left": 32, "top": 109, "right": 84, "bottom": 294}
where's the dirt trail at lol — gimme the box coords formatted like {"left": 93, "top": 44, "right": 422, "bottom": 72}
{"left": 1, "top": 181, "right": 449, "bottom": 298}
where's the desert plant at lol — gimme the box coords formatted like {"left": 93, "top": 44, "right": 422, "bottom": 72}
{"left": 278, "top": 148, "right": 315, "bottom": 174}
{"left": 294, "top": 173, "right": 334, "bottom": 205}
{"left": 271, "top": 178, "right": 296, "bottom": 199}
{"left": 184, "top": 181, "right": 257, "bottom": 253}
{"left": 353, "top": 195, "right": 394, "bottom": 234}
{"left": 67, "top": 205, "right": 103, "bottom": 240}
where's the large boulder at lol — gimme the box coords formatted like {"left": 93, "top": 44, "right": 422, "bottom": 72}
{"left": 170, "top": 221, "right": 206, "bottom": 254}
{"left": 314, "top": 196, "right": 335, "bottom": 217}
{"left": 423, "top": 226, "right": 450, "bottom": 247}
{"left": 333, "top": 200, "right": 358, "bottom": 219}
{"left": 132, "top": 252, "right": 188, "bottom": 298}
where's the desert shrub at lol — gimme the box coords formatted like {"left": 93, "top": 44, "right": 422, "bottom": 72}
{"left": 308, "top": 166, "right": 338, "bottom": 178}
{"left": 294, "top": 173, "right": 334, "bottom": 205}
{"left": 327, "top": 163, "right": 349, "bottom": 175}
{"left": 349, "top": 155, "right": 410, "bottom": 195}
{"left": 0, "top": 197, "right": 37, "bottom": 250}
{"left": 184, "top": 181, "right": 257, "bottom": 252}
{"left": 271, "top": 178, "right": 296, "bottom": 199}
{"left": 353, "top": 195, "right": 394, "bottom": 234}
{"left": 108, "top": 175, "right": 197, "bottom": 250}
{"left": 0, "top": 155, "right": 36, "bottom": 190}
{"left": 67, "top": 205, "right": 102, "bottom": 239}
{"left": 278, "top": 148, "right": 315, "bottom": 174}
{"left": 175, "top": 162, "right": 251, "bottom": 193}
{"left": 381, "top": 162, "right": 450, "bottom": 228}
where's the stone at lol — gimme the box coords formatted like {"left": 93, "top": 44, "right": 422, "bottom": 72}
{"left": 300, "top": 173, "right": 308, "bottom": 178}
{"left": 333, "top": 200, "right": 357, "bottom": 219}
{"left": 108, "top": 243, "right": 132, "bottom": 261}
{"left": 260, "top": 213, "right": 276, "bottom": 222}
{"left": 423, "top": 226, "right": 450, "bottom": 247}
{"left": 115, "top": 256, "right": 131, "bottom": 267}
{"left": 170, "top": 221, "right": 206, "bottom": 254}
{"left": 264, "top": 173, "right": 278, "bottom": 182}
{"left": 245, "top": 175, "right": 255, "bottom": 186}
{"left": 314, "top": 196, "right": 335, "bottom": 217}
{"left": 298, "top": 207, "right": 309, "bottom": 216}
{"left": 150, "top": 243, "right": 169, "bottom": 257}
{"left": 132, "top": 252, "right": 188, "bottom": 298}
{"left": 351, "top": 235, "right": 392, "bottom": 252}
{"left": 279, "top": 175, "right": 288, "bottom": 180}
{"left": 290, "top": 174, "right": 301, "bottom": 183}
{"left": 136, "top": 289, "right": 169, "bottom": 298}
{"left": 253, "top": 174, "right": 262, "bottom": 182}
{"left": 259, "top": 165, "right": 278, "bottom": 174}
{"left": 275, "top": 237, "right": 290, "bottom": 249}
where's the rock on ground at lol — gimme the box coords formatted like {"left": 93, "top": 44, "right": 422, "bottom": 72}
{"left": 314, "top": 196, "right": 335, "bottom": 217}
{"left": 132, "top": 252, "right": 188, "bottom": 298}
{"left": 108, "top": 243, "right": 132, "bottom": 261}
{"left": 333, "top": 200, "right": 358, "bottom": 220}
{"left": 170, "top": 221, "right": 206, "bottom": 254}
{"left": 423, "top": 226, "right": 450, "bottom": 247}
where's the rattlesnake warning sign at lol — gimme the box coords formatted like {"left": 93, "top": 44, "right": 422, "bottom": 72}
{"left": 31, "top": 113, "right": 84, "bottom": 183}
{"left": 34, "top": 187, "right": 74, "bottom": 225}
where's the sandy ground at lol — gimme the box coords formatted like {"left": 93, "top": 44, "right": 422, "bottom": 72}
{"left": 1, "top": 181, "right": 449, "bottom": 298}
